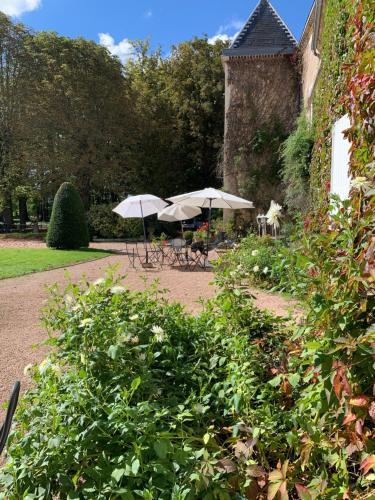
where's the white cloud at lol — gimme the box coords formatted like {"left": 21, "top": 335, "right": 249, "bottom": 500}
{"left": 208, "top": 19, "right": 243, "bottom": 45}
{"left": 144, "top": 9, "right": 152, "bottom": 18}
{"left": 0, "top": 0, "right": 41, "bottom": 16}
{"left": 208, "top": 33, "right": 233, "bottom": 45}
{"left": 98, "top": 33, "right": 135, "bottom": 64}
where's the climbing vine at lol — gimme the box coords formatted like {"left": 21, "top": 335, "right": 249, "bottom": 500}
{"left": 309, "top": 0, "right": 355, "bottom": 204}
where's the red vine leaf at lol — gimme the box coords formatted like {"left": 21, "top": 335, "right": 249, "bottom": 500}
{"left": 360, "top": 455, "right": 375, "bottom": 475}
{"left": 295, "top": 484, "right": 313, "bottom": 500}
{"left": 349, "top": 396, "right": 369, "bottom": 407}
{"left": 369, "top": 401, "right": 375, "bottom": 422}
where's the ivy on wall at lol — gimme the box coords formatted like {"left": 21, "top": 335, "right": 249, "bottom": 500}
{"left": 309, "top": 0, "right": 355, "bottom": 204}
{"left": 281, "top": 113, "right": 314, "bottom": 213}
{"left": 296, "top": 1, "right": 375, "bottom": 495}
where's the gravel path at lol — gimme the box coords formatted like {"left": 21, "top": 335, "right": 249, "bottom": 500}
{"left": 0, "top": 240, "right": 299, "bottom": 414}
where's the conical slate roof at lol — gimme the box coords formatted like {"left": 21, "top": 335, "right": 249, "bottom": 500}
{"left": 223, "top": 0, "right": 297, "bottom": 57}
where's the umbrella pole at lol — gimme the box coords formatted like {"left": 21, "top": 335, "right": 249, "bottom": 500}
{"left": 207, "top": 199, "right": 213, "bottom": 254}
{"left": 139, "top": 201, "right": 147, "bottom": 243}
{"left": 139, "top": 201, "right": 148, "bottom": 264}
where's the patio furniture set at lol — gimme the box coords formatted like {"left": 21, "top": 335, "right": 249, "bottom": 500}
{"left": 113, "top": 187, "right": 254, "bottom": 271}
{"left": 124, "top": 238, "right": 210, "bottom": 271}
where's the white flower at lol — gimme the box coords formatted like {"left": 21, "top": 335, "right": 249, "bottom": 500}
{"left": 263, "top": 267, "right": 269, "bottom": 274}
{"left": 93, "top": 278, "right": 105, "bottom": 286}
{"left": 120, "top": 333, "right": 133, "bottom": 344}
{"left": 193, "top": 403, "right": 205, "bottom": 414}
{"left": 64, "top": 294, "right": 74, "bottom": 309}
{"left": 251, "top": 250, "right": 259, "bottom": 257}
{"left": 152, "top": 325, "right": 165, "bottom": 342}
{"left": 79, "top": 318, "right": 94, "bottom": 328}
{"left": 110, "top": 285, "right": 126, "bottom": 295}
{"left": 80, "top": 353, "right": 86, "bottom": 364}
{"left": 253, "top": 265, "right": 260, "bottom": 273}
{"left": 131, "top": 336, "right": 140, "bottom": 345}
{"left": 38, "top": 359, "right": 50, "bottom": 375}
{"left": 51, "top": 365, "right": 62, "bottom": 377}
{"left": 266, "top": 201, "right": 282, "bottom": 229}
{"left": 151, "top": 325, "right": 164, "bottom": 335}
{"left": 138, "top": 353, "right": 146, "bottom": 362}
{"left": 350, "top": 176, "right": 371, "bottom": 192}
{"left": 130, "top": 314, "right": 139, "bottom": 321}
{"left": 23, "top": 363, "right": 34, "bottom": 376}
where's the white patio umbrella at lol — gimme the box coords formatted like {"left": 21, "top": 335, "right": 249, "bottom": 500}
{"left": 158, "top": 204, "right": 202, "bottom": 235}
{"left": 167, "top": 187, "right": 254, "bottom": 247}
{"left": 113, "top": 194, "right": 168, "bottom": 242}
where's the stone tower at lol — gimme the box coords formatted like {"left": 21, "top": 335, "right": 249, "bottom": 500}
{"left": 222, "top": 0, "right": 300, "bottom": 222}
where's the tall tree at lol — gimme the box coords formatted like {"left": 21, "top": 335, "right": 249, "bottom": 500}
{"left": 25, "top": 32, "right": 132, "bottom": 207}
{"left": 0, "top": 14, "right": 33, "bottom": 228}
{"left": 123, "top": 37, "right": 227, "bottom": 198}
{"left": 164, "top": 37, "right": 227, "bottom": 191}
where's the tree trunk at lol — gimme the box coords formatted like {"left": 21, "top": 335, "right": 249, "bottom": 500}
{"left": 2, "top": 193, "right": 14, "bottom": 231}
{"left": 18, "top": 196, "right": 28, "bottom": 230}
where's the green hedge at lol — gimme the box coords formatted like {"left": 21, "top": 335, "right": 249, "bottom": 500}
{"left": 46, "top": 182, "right": 89, "bottom": 249}
{"left": 87, "top": 203, "right": 143, "bottom": 239}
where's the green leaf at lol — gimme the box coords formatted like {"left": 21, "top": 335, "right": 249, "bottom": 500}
{"left": 269, "top": 375, "right": 282, "bottom": 387}
{"left": 111, "top": 468, "right": 125, "bottom": 483}
{"left": 154, "top": 440, "right": 169, "bottom": 459}
{"left": 203, "top": 433, "right": 210, "bottom": 445}
{"left": 107, "top": 344, "right": 121, "bottom": 360}
{"left": 130, "top": 377, "right": 141, "bottom": 392}
{"left": 288, "top": 373, "right": 301, "bottom": 388}
{"left": 132, "top": 459, "right": 140, "bottom": 475}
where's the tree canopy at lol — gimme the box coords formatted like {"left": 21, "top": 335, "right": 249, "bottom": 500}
{"left": 0, "top": 13, "right": 227, "bottom": 224}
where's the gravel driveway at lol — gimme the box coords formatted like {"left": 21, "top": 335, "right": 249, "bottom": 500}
{"left": 0, "top": 241, "right": 298, "bottom": 415}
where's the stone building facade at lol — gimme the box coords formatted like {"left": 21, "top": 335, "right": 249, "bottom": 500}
{"left": 300, "top": 0, "right": 325, "bottom": 121}
{"left": 222, "top": 0, "right": 324, "bottom": 221}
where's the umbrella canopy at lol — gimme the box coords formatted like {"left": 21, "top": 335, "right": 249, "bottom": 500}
{"left": 113, "top": 194, "right": 167, "bottom": 219}
{"left": 113, "top": 194, "right": 168, "bottom": 243}
{"left": 158, "top": 204, "right": 202, "bottom": 223}
{"left": 167, "top": 188, "right": 254, "bottom": 250}
{"left": 167, "top": 187, "right": 254, "bottom": 209}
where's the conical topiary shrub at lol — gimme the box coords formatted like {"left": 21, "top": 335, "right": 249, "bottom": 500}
{"left": 47, "top": 182, "right": 89, "bottom": 249}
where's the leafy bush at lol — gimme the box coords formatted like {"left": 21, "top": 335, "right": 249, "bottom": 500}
{"left": 281, "top": 113, "right": 314, "bottom": 213}
{"left": 182, "top": 230, "right": 194, "bottom": 243}
{"left": 88, "top": 204, "right": 143, "bottom": 239}
{"left": 216, "top": 232, "right": 306, "bottom": 296}
{"left": 46, "top": 182, "right": 89, "bottom": 249}
{"left": 0, "top": 272, "right": 286, "bottom": 498}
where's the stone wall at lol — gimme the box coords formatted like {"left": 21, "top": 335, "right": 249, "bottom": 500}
{"left": 222, "top": 55, "right": 300, "bottom": 222}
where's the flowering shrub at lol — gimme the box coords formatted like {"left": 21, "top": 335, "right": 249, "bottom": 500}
{"left": 216, "top": 232, "right": 305, "bottom": 296}
{"left": 195, "top": 222, "right": 210, "bottom": 240}
{"left": 0, "top": 271, "right": 287, "bottom": 498}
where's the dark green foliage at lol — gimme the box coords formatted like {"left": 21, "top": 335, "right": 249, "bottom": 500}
{"left": 183, "top": 230, "right": 194, "bottom": 243}
{"left": 46, "top": 182, "right": 89, "bottom": 249}
{"left": 87, "top": 203, "right": 143, "bottom": 239}
{"left": 124, "top": 38, "right": 226, "bottom": 197}
{"left": 281, "top": 113, "right": 314, "bottom": 213}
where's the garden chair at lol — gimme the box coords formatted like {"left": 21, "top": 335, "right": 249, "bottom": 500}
{"left": 189, "top": 241, "right": 209, "bottom": 271}
{"left": 169, "top": 238, "right": 189, "bottom": 268}
{"left": 0, "top": 381, "right": 20, "bottom": 456}
{"left": 124, "top": 241, "right": 159, "bottom": 269}
{"left": 125, "top": 241, "right": 138, "bottom": 268}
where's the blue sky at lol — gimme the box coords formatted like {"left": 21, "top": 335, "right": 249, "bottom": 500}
{"left": 1, "top": 0, "right": 313, "bottom": 61}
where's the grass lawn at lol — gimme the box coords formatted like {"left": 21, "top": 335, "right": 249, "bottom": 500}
{"left": 0, "top": 248, "right": 112, "bottom": 279}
